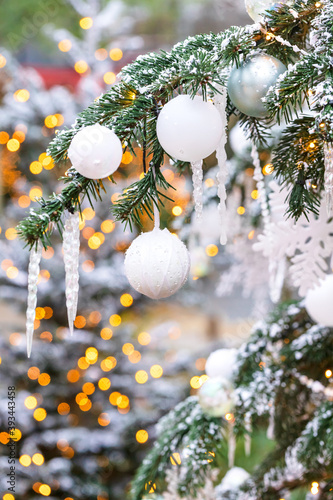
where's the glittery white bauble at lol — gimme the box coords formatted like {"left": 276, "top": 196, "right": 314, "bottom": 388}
{"left": 68, "top": 123, "right": 123, "bottom": 179}
{"left": 205, "top": 348, "right": 238, "bottom": 380}
{"left": 124, "top": 227, "right": 190, "bottom": 299}
{"left": 245, "top": 0, "right": 288, "bottom": 22}
{"left": 227, "top": 55, "right": 286, "bottom": 118}
{"left": 305, "top": 275, "right": 333, "bottom": 327}
{"left": 156, "top": 95, "right": 223, "bottom": 162}
{"left": 198, "top": 377, "right": 234, "bottom": 417}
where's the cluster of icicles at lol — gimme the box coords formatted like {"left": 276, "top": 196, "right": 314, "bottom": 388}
{"left": 26, "top": 212, "right": 80, "bottom": 357}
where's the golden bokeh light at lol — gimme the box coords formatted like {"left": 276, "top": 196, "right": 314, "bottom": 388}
{"left": 14, "top": 89, "right": 30, "bottom": 102}
{"left": 128, "top": 350, "right": 141, "bottom": 364}
{"left": 29, "top": 187, "right": 43, "bottom": 201}
{"left": 98, "top": 412, "right": 111, "bottom": 426}
{"left": 32, "top": 453, "right": 44, "bottom": 465}
{"left": 109, "top": 314, "right": 121, "bottom": 327}
{"left": 10, "top": 429, "right": 22, "bottom": 441}
{"left": 135, "top": 370, "right": 148, "bottom": 384}
{"left": 5, "top": 228, "right": 17, "bottom": 240}
{"left": 74, "top": 315, "right": 86, "bottom": 328}
{"left": 77, "top": 357, "right": 90, "bottom": 370}
{"left": 6, "top": 266, "right": 18, "bottom": 279}
{"left": 82, "top": 382, "right": 95, "bottom": 395}
{"left": 122, "top": 151, "right": 133, "bottom": 164}
{"left": 74, "top": 60, "right": 89, "bottom": 74}
{"left": 325, "top": 369, "right": 332, "bottom": 378}
{"left": 251, "top": 189, "right": 259, "bottom": 200}
{"left": 0, "top": 54, "right": 7, "bottom": 68}
{"left": 136, "top": 429, "right": 148, "bottom": 443}
{"left": 0, "top": 131, "right": 9, "bottom": 144}
{"left": 34, "top": 408, "right": 47, "bottom": 421}
{"left": 39, "top": 484, "right": 51, "bottom": 496}
{"left": 205, "top": 244, "right": 218, "bottom": 257}
{"left": 172, "top": 206, "right": 183, "bottom": 216}
{"left": 13, "top": 130, "right": 25, "bottom": 143}
{"left": 3, "top": 494, "right": 15, "bottom": 500}
{"left": 86, "top": 347, "right": 98, "bottom": 363}
{"left": 25, "top": 396, "right": 38, "bottom": 410}
{"left": 103, "top": 72, "right": 116, "bottom": 85}
{"left": 138, "top": 331, "right": 151, "bottom": 345}
{"left": 58, "top": 402, "right": 70, "bottom": 415}
{"left": 44, "top": 115, "right": 58, "bottom": 128}
{"left": 58, "top": 39, "right": 72, "bottom": 52}
{"left": 76, "top": 393, "right": 89, "bottom": 406}
{"left": 82, "top": 207, "right": 95, "bottom": 220}
{"left": 19, "top": 454, "right": 32, "bottom": 467}
{"left": 38, "top": 373, "right": 51, "bottom": 386}
{"left": 67, "top": 369, "right": 80, "bottom": 383}
{"left": 80, "top": 17, "right": 93, "bottom": 29}
{"left": 28, "top": 366, "right": 40, "bottom": 380}
{"left": 122, "top": 343, "right": 134, "bottom": 355}
{"left": 30, "top": 161, "right": 43, "bottom": 174}
{"left": 117, "top": 395, "right": 129, "bottom": 409}
{"left": 35, "top": 307, "right": 45, "bottom": 320}
{"left": 98, "top": 377, "right": 111, "bottom": 391}
{"left": 170, "top": 452, "right": 182, "bottom": 465}
{"left": 190, "top": 376, "right": 202, "bottom": 389}
{"left": 101, "top": 356, "right": 117, "bottom": 371}
{"left": 109, "top": 48, "right": 123, "bottom": 61}
{"left": 263, "top": 163, "right": 274, "bottom": 175}
{"left": 150, "top": 365, "right": 163, "bottom": 379}
{"left": 101, "top": 220, "right": 115, "bottom": 233}
{"left": 109, "top": 391, "right": 121, "bottom": 406}
{"left": 100, "top": 327, "right": 113, "bottom": 340}
{"left": 7, "top": 138, "right": 20, "bottom": 152}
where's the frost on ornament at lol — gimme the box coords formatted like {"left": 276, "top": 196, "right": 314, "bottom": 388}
{"left": 324, "top": 142, "right": 333, "bottom": 217}
{"left": 63, "top": 211, "right": 80, "bottom": 335}
{"left": 124, "top": 227, "right": 190, "bottom": 299}
{"left": 26, "top": 240, "right": 43, "bottom": 357}
{"left": 253, "top": 180, "right": 333, "bottom": 297}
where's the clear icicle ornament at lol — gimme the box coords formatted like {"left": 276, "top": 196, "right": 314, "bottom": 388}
{"left": 228, "top": 422, "right": 236, "bottom": 468}
{"left": 63, "top": 211, "right": 80, "bottom": 335}
{"left": 324, "top": 142, "right": 333, "bottom": 217}
{"left": 191, "top": 160, "right": 203, "bottom": 220}
{"left": 214, "top": 85, "right": 228, "bottom": 245}
{"left": 244, "top": 415, "right": 252, "bottom": 456}
{"left": 251, "top": 144, "right": 285, "bottom": 303}
{"left": 26, "top": 240, "right": 43, "bottom": 357}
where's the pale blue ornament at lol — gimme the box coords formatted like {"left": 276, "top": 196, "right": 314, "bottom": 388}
{"left": 227, "top": 54, "right": 286, "bottom": 119}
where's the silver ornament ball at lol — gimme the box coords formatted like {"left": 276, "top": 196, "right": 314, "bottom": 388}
{"left": 227, "top": 54, "right": 286, "bottom": 118}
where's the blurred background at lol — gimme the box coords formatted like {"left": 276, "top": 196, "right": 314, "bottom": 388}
{"left": 0, "top": 1, "right": 273, "bottom": 499}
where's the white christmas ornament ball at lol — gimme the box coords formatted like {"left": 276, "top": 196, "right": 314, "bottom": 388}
{"left": 124, "top": 227, "right": 190, "bottom": 299}
{"left": 205, "top": 348, "right": 238, "bottom": 380}
{"left": 156, "top": 95, "right": 223, "bottom": 162}
{"left": 245, "top": 0, "right": 289, "bottom": 22}
{"left": 305, "top": 275, "right": 333, "bottom": 327}
{"left": 68, "top": 123, "right": 123, "bottom": 179}
{"left": 198, "top": 377, "right": 234, "bottom": 417}
{"left": 218, "top": 467, "right": 250, "bottom": 491}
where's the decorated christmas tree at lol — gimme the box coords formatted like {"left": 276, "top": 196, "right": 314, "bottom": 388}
{"left": 9, "top": 0, "right": 333, "bottom": 498}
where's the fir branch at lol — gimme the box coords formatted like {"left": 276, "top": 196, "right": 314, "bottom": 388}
{"left": 16, "top": 169, "right": 103, "bottom": 249}
{"left": 130, "top": 396, "right": 223, "bottom": 500}
{"left": 111, "top": 165, "right": 175, "bottom": 230}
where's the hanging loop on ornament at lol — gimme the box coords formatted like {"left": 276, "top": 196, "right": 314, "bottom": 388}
{"left": 150, "top": 162, "right": 161, "bottom": 230}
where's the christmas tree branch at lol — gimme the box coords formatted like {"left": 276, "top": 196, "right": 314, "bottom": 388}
{"left": 16, "top": 169, "right": 105, "bottom": 249}
{"left": 111, "top": 164, "right": 176, "bottom": 230}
